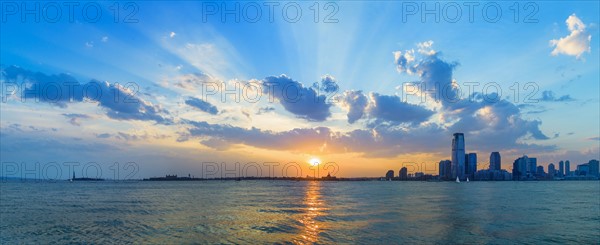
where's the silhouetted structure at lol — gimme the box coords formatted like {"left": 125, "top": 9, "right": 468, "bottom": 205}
{"left": 513, "top": 155, "right": 537, "bottom": 180}
{"left": 536, "top": 166, "right": 545, "bottom": 177}
{"left": 399, "top": 167, "right": 408, "bottom": 180}
{"left": 565, "top": 160, "right": 571, "bottom": 176}
{"left": 385, "top": 170, "right": 394, "bottom": 180}
{"left": 589, "top": 160, "right": 599, "bottom": 177}
{"left": 559, "top": 161, "right": 565, "bottom": 177}
{"left": 490, "top": 152, "right": 501, "bottom": 171}
{"left": 438, "top": 160, "right": 451, "bottom": 180}
{"left": 451, "top": 133, "right": 465, "bottom": 180}
{"left": 548, "top": 163, "right": 556, "bottom": 178}
{"left": 71, "top": 171, "right": 104, "bottom": 181}
{"left": 465, "top": 153, "right": 477, "bottom": 180}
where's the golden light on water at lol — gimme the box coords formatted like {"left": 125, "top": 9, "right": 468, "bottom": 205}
{"left": 294, "top": 181, "right": 325, "bottom": 244}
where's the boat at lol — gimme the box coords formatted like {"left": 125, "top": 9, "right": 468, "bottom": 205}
{"left": 456, "top": 176, "right": 460, "bottom": 183}
{"left": 466, "top": 177, "right": 469, "bottom": 182}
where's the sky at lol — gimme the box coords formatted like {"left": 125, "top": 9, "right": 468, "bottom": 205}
{"left": 1, "top": 1, "right": 599, "bottom": 179}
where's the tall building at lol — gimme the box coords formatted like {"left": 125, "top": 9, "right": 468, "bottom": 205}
{"left": 451, "top": 133, "right": 465, "bottom": 180}
{"left": 588, "top": 160, "right": 599, "bottom": 177}
{"left": 513, "top": 155, "right": 532, "bottom": 180}
{"left": 548, "top": 163, "right": 556, "bottom": 177}
{"left": 536, "top": 166, "right": 545, "bottom": 176}
{"left": 490, "top": 152, "right": 501, "bottom": 171}
{"left": 559, "top": 161, "right": 564, "bottom": 177}
{"left": 465, "top": 153, "right": 477, "bottom": 179}
{"left": 385, "top": 170, "right": 394, "bottom": 180}
{"left": 576, "top": 164, "right": 589, "bottom": 176}
{"left": 527, "top": 157, "right": 537, "bottom": 176}
{"left": 565, "top": 160, "right": 571, "bottom": 176}
{"left": 399, "top": 167, "right": 408, "bottom": 180}
{"left": 438, "top": 160, "right": 451, "bottom": 180}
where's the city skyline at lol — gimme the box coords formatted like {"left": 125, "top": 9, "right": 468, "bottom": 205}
{"left": 1, "top": 2, "right": 599, "bottom": 178}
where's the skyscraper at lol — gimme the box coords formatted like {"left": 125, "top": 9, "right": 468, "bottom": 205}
{"left": 588, "top": 160, "right": 599, "bottom": 177}
{"left": 438, "top": 160, "right": 451, "bottom": 180}
{"left": 400, "top": 167, "right": 408, "bottom": 180}
{"left": 490, "top": 152, "right": 501, "bottom": 171}
{"left": 385, "top": 170, "right": 394, "bottom": 180}
{"left": 527, "top": 157, "right": 537, "bottom": 176}
{"left": 565, "top": 160, "right": 571, "bottom": 176}
{"left": 548, "top": 163, "right": 556, "bottom": 177}
{"left": 513, "top": 155, "right": 531, "bottom": 180}
{"left": 536, "top": 166, "right": 545, "bottom": 176}
{"left": 451, "top": 133, "right": 465, "bottom": 180}
{"left": 559, "top": 161, "right": 564, "bottom": 177}
{"left": 465, "top": 153, "right": 477, "bottom": 179}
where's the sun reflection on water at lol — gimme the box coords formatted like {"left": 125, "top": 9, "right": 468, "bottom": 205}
{"left": 294, "top": 181, "right": 326, "bottom": 244}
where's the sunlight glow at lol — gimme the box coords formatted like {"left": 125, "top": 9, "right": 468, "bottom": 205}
{"left": 308, "top": 158, "right": 321, "bottom": 167}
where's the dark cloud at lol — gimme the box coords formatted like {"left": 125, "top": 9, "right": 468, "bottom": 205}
{"left": 184, "top": 118, "right": 554, "bottom": 158}
{"left": 262, "top": 75, "right": 332, "bottom": 122}
{"left": 185, "top": 120, "right": 336, "bottom": 153}
{"left": 367, "top": 93, "right": 434, "bottom": 125}
{"left": 62, "top": 113, "right": 92, "bottom": 126}
{"left": 257, "top": 106, "right": 275, "bottom": 114}
{"left": 1, "top": 66, "right": 84, "bottom": 107}
{"left": 1, "top": 66, "right": 170, "bottom": 124}
{"left": 96, "top": 133, "right": 111, "bottom": 138}
{"left": 185, "top": 97, "right": 218, "bottom": 115}
{"left": 170, "top": 72, "right": 216, "bottom": 91}
{"left": 90, "top": 80, "right": 170, "bottom": 123}
{"left": 539, "top": 90, "right": 575, "bottom": 102}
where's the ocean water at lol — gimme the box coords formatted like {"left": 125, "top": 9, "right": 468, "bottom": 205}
{"left": 1, "top": 181, "right": 599, "bottom": 244}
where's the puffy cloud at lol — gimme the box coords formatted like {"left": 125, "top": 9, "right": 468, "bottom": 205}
{"left": 392, "top": 42, "right": 553, "bottom": 152}
{"left": 185, "top": 97, "right": 218, "bottom": 115}
{"left": 550, "top": 14, "right": 591, "bottom": 58}
{"left": 175, "top": 42, "right": 556, "bottom": 157}
{"left": 262, "top": 75, "right": 332, "bottom": 122}
{"left": 394, "top": 44, "right": 460, "bottom": 105}
{"left": 539, "top": 90, "right": 575, "bottom": 102}
{"left": 313, "top": 75, "right": 339, "bottom": 93}
{"left": 1, "top": 66, "right": 170, "bottom": 124}
{"left": 341, "top": 90, "right": 368, "bottom": 124}
{"left": 445, "top": 94, "right": 552, "bottom": 147}
{"left": 367, "top": 93, "right": 434, "bottom": 125}
{"left": 393, "top": 50, "right": 415, "bottom": 74}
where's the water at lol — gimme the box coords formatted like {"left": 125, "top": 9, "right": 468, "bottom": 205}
{"left": 1, "top": 181, "right": 599, "bottom": 244}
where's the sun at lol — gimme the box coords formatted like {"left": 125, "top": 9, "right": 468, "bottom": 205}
{"left": 308, "top": 158, "right": 321, "bottom": 167}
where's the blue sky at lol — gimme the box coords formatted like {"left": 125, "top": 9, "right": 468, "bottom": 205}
{"left": 1, "top": 1, "right": 599, "bottom": 178}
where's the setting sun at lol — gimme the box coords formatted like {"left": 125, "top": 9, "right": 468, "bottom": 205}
{"left": 308, "top": 158, "right": 321, "bottom": 167}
